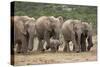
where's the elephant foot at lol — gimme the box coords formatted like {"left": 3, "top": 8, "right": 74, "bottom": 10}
{"left": 75, "top": 49, "right": 81, "bottom": 53}
{"left": 16, "top": 49, "right": 22, "bottom": 53}
{"left": 16, "top": 51, "right": 21, "bottom": 54}
{"left": 46, "top": 45, "right": 50, "bottom": 50}
{"left": 37, "top": 46, "right": 44, "bottom": 52}
{"left": 51, "top": 51, "right": 56, "bottom": 53}
{"left": 63, "top": 48, "right": 70, "bottom": 53}
{"left": 27, "top": 48, "right": 33, "bottom": 53}
{"left": 87, "top": 47, "right": 91, "bottom": 51}
{"left": 76, "top": 51, "right": 80, "bottom": 53}
{"left": 81, "top": 47, "right": 86, "bottom": 52}
{"left": 74, "top": 48, "right": 80, "bottom": 53}
{"left": 37, "top": 48, "right": 45, "bottom": 52}
{"left": 51, "top": 48, "right": 57, "bottom": 52}
{"left": 81, "top": 49, "right": 86, "bottom": 52}
{"left": 63, "top": 50, "right": 70, "bottom": 53}
{"left": 28, "top": 48, "right": 33, "bottom": 51}
{"left": 87, "top": 44, "right": 93, "bottom": 51}
{"left": 41, "top": 49, "right": 45, "bottom": 52}
{"left": 20, "top": 49, "right": 28, "bottom": 54}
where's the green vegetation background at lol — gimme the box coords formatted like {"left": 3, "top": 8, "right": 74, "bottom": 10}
{"left": 13, "top": 1, "right": 97, "bottom": 33}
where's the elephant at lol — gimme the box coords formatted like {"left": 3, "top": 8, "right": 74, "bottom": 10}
{"left": 61, "top": 19, "right": 81, "bottom": 52}
{"left": 11, "top": 16, "right": 36, "bottom": 54}
{"left": 35, "top": 16, "right": 63, "bottom": 51}
{"left": 45, "top": 38, "right": 62, "bottom": 52}
{"left": 72, "top": 21, "right": 93, "bottom": 52}
{"left": 61, "top": 19, "right": 93, "bottom": 52}
{"left": 80, "top": 22, "right": 93, "bottom": 51}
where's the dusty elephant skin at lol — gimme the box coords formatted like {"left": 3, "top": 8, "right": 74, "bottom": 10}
{"left": 61, "top": 19, "right": 93, "bottom": 53}
{"left": 35, "top": 16, "right": 63, "bottom": 51}
{"left": 11, "top": 16, "right": 36, "bottom": 54}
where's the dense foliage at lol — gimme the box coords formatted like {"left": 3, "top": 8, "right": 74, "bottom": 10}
{"left": 13, "top": 1, "right": 97, "bottom": 31}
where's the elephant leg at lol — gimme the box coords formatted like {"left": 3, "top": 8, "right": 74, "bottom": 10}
{"left": 81, "top": 36, "right": 86, "bottom": 52}
{"left": 37, "top": 38, "right": 43, "bottom": 51}
{"left": 50, "top": 45, "right": 58, "bottom": 52}
{"left": 44, "top": 31, "right": 50, "bottom": 50}
{"left": 55, "top": 45, "right": 59, "bottom": 52}
{"left": 16, "top": 41, "right": 22, "bottom": 53}
{"left": 57, "top": 46, "right": 59, "bottom": 51}
{"left": 63, "top": 41, "right": 70, "bottom": 52}
{"left": 81, "top": 41, "right": 86, "bottom": 52}
{"left": 45, "top": 39, "right": 50, "bottom": 50}
{"left": 46, "top": 45, "right": 50, "bottom": 50}
{"left": 21, "top": 35, "right": 28, "bottom": 53}
{"left": 51, "top": 47, "right": 56, "bottom": 52}
{"left": 72, "top": 33, "right": 80, "bottom": 53}
{"left": 73, "top": 45, "right": 75, "bottom": 51}
{"left": 87, "top": 36, "right": 93, "bottom": 51}
{"left": 28, "top": 36, "right": 34, "bottom": 51}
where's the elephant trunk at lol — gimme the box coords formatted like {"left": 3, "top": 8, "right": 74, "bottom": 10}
{"left": 76, "top": 32, "right": 81, "bottom": 52}
{"left": 28, "top": 36, "right": 34, "bottom": 51}
{"left": 54, "top": 28, "right": 61, "bottom": 40}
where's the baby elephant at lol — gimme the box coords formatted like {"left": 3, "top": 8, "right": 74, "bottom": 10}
{"left": 46, "top": 38, "right": 62, "bottom": 52}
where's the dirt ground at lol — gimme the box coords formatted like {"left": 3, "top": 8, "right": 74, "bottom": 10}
{"left": 13, "top": 36, "right": 97, "bottom": 66}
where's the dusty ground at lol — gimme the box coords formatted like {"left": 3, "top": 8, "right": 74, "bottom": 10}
{"left": 13, "top": 36, "right": 97, "bottom": 66}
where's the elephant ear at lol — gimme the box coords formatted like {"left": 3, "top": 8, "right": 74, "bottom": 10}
{"left": 24, "top": 19, "right": 34, "bottom": 31}
{"left": 73, "top": 24, "right": 77, "bottom": 32}
{"left": 14, "top": 16, "right": 33, "bottom": 35}
{"left": 49, "top": 16, "right": 56, "bottom": 22}
{"left": 72, "top": 20, "right": 82, "bottom": 31}
{"left": 72, "top": 21, "right": 78, "bottom": 32}
{"left": 20, "top": 16, "right": 31, "bottom": 22}
{"left": 48, "top": 16, "right": 57, "bottom": 28}
{"left": 15, "top": 21, "right": 27, "bottom": 35}
{"left": 25, "top": 17, "right": 35, "bottom": 25}
{"left": 57, "top": 16, "right": 63, "bottom": 24}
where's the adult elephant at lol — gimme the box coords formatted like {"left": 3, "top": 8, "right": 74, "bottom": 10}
{"left": 61, "top": 19, "right": 93, "bottom": 53}
{"left": 35, "top": 16, "right": 63, "bottom": 51}
{"left": 11, "top": 16, "right": 36, "bottom": 53}
{"left": 80, "top": 22, "right": 93, "bottom": 51}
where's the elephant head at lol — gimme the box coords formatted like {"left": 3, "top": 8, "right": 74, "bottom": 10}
{"left": 48, "top": 16, "right": 63, "bottom": 39}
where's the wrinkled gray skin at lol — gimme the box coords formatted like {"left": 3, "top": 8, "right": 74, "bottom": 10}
{"left": 12, "top": 16, "right": 36, "bottom": 53}
{"left": 46, "top": 38, "right": 62, "bottom": 52}
{"left": 61, "top": 19, "right": 93, "bottom": 52}
{"left": 35, "top": 16, "right": 63, "bottom": 51}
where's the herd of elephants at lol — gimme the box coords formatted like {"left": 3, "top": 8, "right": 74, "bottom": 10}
{"left": 11, "top": 16, "right": 94, "bottom": 54}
